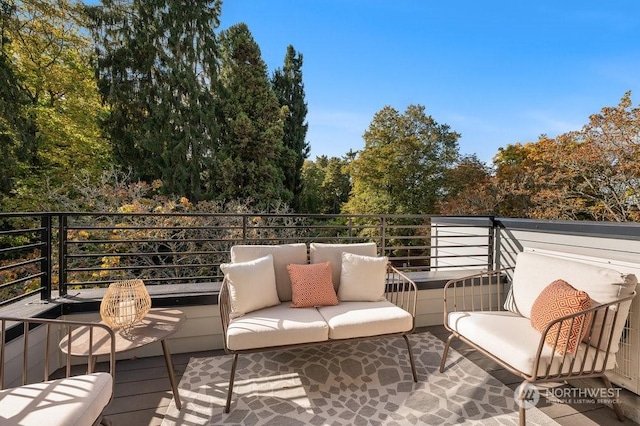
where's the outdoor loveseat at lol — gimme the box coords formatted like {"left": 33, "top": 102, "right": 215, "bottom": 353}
{"left": 218, "top": 242, "right": 418, "bottom": 413}
{"left": 440, "top": 249, "right": 637, "bottom": 425}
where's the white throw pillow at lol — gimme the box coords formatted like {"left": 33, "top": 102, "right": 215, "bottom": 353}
{"left": 220, "top": 254, "right": 280, "bottom": 318}
{"left": 338, "top": 252, "right": 388, "bottom": 302}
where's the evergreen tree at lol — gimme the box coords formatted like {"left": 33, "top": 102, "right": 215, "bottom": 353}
{"left": 271, "top": 45, "right": 309, "bottom": 211}
{"left": 87, "top": 0, "right": 222, "bottom": 201}
{"left": 215, "top": 23, "right": 289, "bottom": 207}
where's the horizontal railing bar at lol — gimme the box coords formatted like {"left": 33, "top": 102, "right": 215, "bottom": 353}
{"left": 65, "top": 238, "right": 238, "bottom": 245}
{"left": 0, "top": 227, "right": 44, "bottom": 236}
{"left": 65, "top": 225, "right": 244, "bottom": 231}
{"left": 382, "top": 244, "right": 490, "bottom": 251}
{"left": 65, "top": 250, "right": 223, "bottom": 258}
{"left": 400, "top": 263, "right": 489, "bottom": 270}
{"left": 68, "top": 276, "right": 221, "bottom": 287}
{"left": 67, "top": 263, "right": 219, "bottom": 272}
{"left": 0, "top": 273, "right": 46, "bottom": 290}
{"left": 0, "top": 257, "right": 44, "bottom": 273}
{"left": 0, "top": 242, "right": 45, "bottom": 255}
{"left": 0, "top": 288, "right": 44, "bottom": 307}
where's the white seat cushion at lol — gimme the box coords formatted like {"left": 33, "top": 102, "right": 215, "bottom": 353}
{"left": 0, "top": 373, "right": 112, "bottom": 426}
{"left": 447, "top": 311, "right": 616, "bottom": 377}
{"left": 318, "top": 301, "right": 413, "bottom": 340}
{"left": 226, "top": 302, "right": 329, "bottom": 350}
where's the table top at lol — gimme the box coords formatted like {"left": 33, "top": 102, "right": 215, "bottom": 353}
{"left": 59, "top": 308, "right": 186, "bottom": 357}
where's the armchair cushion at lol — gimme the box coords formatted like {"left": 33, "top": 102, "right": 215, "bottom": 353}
{"left": 447, "top": 311, "right": 615, "bottom": 377}
{"left": 287, "top": 262, "right": 338, "bottom": 308}
{"left": 530, "top": 279, "right": 593, "bottom": 354}
{"left": 0, "top": 373, "right": 112, "bottom": 426}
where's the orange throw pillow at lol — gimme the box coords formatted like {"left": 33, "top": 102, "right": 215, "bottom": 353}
{"left": 287, "top": 262, "right": 338, "bottom": 308}
{"left": 530, "top": 279, "right": 593, "bottom": 355}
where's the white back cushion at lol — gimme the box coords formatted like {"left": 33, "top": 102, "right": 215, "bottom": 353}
{"left": 511, "top": 251, "right": 637, "bottom": 353}
{"left": 221, "top": 254, "right": 280, "bottom": 318}
{"left": 309, "top": 242, "right": 377, "bottom": 290}
{"left": 231, "top": 243, "right": 307, "bottom": 302}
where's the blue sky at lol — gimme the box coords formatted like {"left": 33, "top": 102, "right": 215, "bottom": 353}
{"left": 219, "top": 1, "right": 640, "bottom": 164}
{"left": 86, "top": 1, "right": 640, "bottom": 164}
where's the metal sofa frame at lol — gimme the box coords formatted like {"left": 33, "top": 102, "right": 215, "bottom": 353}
{"left": 219, "top": 264, "right": 418, "bottom": 413}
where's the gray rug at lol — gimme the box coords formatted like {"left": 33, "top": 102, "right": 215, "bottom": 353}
{"left": 162, "top": 332, "right": 557, "bottom": 425}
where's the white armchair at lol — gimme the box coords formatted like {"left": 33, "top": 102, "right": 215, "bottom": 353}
{"left": 0, "top": 316, "right": 116, "bottom": 426}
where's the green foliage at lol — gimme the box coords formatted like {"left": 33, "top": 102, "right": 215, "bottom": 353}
{"left": 271, "top": 45, "right": 309, "bottom": 211}
{"left": 0, "top": 0, "right": 110, "bottom": 211}
{"left": 300, "top": 155, "right": 352, "bottom": 214}
{"left": 87, "top": 0, "right": 222, "bottom": 201}
{"left": 214, "top": 23, "right": 290, "bottom": 208}
{"left": 344, "top": 105, "right": 460, "bottom": 215}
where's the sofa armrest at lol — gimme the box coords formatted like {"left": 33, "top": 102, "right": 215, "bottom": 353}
{"left": 443, "top": 268, "right": 512, "bottom": 323}
{"left": 219, "top": 277, "right": 232, "bottom": 351}
{"left": 386, "top": 265, "right": 418, "bottom": 319}
{"left": 532, "top": 291, "right": 637, "bottom": 379}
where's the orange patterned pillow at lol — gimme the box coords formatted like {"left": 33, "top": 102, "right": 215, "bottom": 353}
{"left": 530, "top": 279, "right": 593, "bottom": 355}
{"left": 287, "top": 262, "right": 338, "bottom": 308}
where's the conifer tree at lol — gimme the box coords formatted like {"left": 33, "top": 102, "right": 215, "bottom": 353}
{"left": 87, "top": 0, "right": 222, "bottom": 201}
{"left": 215, "top": 23, "right": 289, "bottom": 207}
{"left": 271, "top": 45, "right": 309, "bottom": 211}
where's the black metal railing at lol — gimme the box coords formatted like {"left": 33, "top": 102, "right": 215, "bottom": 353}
{"left": 0, "top": 212, "right": 495, "bottom": 304}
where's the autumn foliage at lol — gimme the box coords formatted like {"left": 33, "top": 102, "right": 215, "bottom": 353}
{"left": 441, "top": 92, "right": 640, "bottom": 221}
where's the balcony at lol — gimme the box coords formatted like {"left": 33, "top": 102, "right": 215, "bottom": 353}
{"left": 1, "top": 212, "right": 639, "bottom": 425}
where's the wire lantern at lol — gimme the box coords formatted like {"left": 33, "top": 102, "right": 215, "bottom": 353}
{"left": 100, "top": 279, "right": 151, "bottom": 329}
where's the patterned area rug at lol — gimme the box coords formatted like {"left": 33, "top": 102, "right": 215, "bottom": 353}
{"left": 162, "top": 332, "right": 557, "bottom": 425}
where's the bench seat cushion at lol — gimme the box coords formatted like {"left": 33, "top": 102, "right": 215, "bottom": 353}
{"left": 318, "top": 301, "right": 413, "bottom": 340}
{"left": 0, "top": 372, "right": 112, "bottom": 426}
{"left": 447, "top": 311, "right": 616, "bottom": 377}
{"left": 226, "top": 302, "right": 329, "bottom": 350}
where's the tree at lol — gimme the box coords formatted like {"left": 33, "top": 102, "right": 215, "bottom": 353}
{"left": 531, "top": 93, "right": 640, "bottom": 221}
{"left": 215, "top": 23, "right": 289, "bottom": 207}
{"left": 492, "top": 92, "right": 640, "bottom": 221}
{"left": 343, "top": 105, "right": 460, "bottom": 215}
{"left": 300, "top": 155, "right": 352, "bottom": 214}
{"left": 271, "top": 45, "right": 309, "bottom": 211}
{"left": 0, "top": 0, "right": 21, "bottom": 198}
{"left": 1, "top": 0, "right": 109, "bottom": 211}
{"left": 438, "top": 154, "right": 498, "bottom": 215}
{"left": 87, "top": 0, "right": 222, "bottom": 201}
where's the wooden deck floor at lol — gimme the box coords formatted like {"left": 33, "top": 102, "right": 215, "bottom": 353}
{"left": 103, "top": 325, "right": 639, "bottom": 426}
